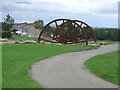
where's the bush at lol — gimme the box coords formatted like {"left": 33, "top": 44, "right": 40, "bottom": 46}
{"left": 2, "top": 22, "right": 11, "bottom": 31}
{"left": 94, "top": 28, "right": 119, "bottom": 41}
{"left": 0, "top": 31, "right": 2, "bottom": 37}
{"left": 12, "top": 29, "right": 17, "bottom": 33}
{"left": 2, "top": 31, "right": 12, "bottom": 38}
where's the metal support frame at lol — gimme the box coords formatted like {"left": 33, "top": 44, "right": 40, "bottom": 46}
{"left": 38, "top": 19, "right": 97, "bottom": 45}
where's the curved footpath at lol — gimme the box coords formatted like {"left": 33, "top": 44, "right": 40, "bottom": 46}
{"left": 30, "top": 44, "right": 119, "bottom": 88}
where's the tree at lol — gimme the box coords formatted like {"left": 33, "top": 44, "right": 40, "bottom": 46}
{"left": 4, "top": 14, "right": 14, "bottom": 27}
{"left": 2, "top": 14, "right": 14, "bottom": 38}
{"left": 2, "top": 14, "right": 14, "bottom": 31}
{"left": 34, "top": 20, "right": 44, "bottom": 31}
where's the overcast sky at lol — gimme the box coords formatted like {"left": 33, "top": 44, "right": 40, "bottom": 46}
{"left": 1, "top": 0, "right": 119, "bottom": 28}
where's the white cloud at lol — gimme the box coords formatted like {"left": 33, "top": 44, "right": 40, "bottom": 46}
{"left": 30, "top": 0, "right": 118, "bottom": 15}
{"left": 2, "top": 0, "right": 118, "bottom": 15}
{"left": 1, "top": 0, "right": 119, "bottom": 28}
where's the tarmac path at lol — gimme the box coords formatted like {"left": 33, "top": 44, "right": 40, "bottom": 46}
{"left": 30, "top": 44, "right": 119, "bottom": 88}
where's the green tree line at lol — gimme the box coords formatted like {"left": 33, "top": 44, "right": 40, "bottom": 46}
{"left": 94, "top": 28, "right": 119, "bottom": 41}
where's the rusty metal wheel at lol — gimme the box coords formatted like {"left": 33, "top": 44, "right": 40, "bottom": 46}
{"left": 38, "top": 19, "right": 96, "bottom": 45}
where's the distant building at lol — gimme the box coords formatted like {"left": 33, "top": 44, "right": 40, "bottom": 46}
{"left": 12, "top": 22, "right": 40, "bottom": 37}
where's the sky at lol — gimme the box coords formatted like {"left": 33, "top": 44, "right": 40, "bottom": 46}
{"left": 1, "top": 0, "right": 119, "bottom": 28}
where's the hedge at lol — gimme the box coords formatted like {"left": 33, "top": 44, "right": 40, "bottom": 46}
{"left": 1, "top": 31, "right": 12, "bottom": 38}
{"left": 93, "top": 28, "right": 119, "bottom": 41}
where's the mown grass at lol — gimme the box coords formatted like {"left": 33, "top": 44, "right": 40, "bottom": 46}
{"left": 0, "top": 44, "right": 2, "bottom": 89}
{"left": 2, "top": 44, "right": 97, "bottom": 88}
{"left": 12, "top": 36, "right": 37, "bottom": 40}
{"left": 84, "top": 51, "right": 119, "bottom": 85}
{"left": 96, "top": 40, "right": 118, "bottom": 45}
{"left": 12, "top": 36, "right": 52, "bottom": 41}
{"left": 11, "top": 36, "right": 117, "bottom": 45}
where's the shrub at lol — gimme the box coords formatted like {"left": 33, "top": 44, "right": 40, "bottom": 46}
{"left": 94, "top": 28, "right": 119, "bottom": 41}
{"left": 1, "top": 14, "right": 14, "bottom": 38}
{"left": 2, "top": 31, "right": 12, "bottom": 38}
{"left": 0, "top": 31, "right": 2, "bottom": 37}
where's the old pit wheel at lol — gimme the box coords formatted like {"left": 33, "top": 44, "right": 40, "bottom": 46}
{"left": 38, "top": 19, "right": 96, "bottom": 45}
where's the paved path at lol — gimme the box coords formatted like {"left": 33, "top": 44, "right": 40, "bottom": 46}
{"left": 30, "top": 44, "right": 119, "bottom": 88}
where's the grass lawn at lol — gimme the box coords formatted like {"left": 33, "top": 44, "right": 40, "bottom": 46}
{"left": 2, "top": 44, "right": 97, "bottom": 88}
{"left": 12, "top": 36, "right": 38, "bottom": 40}
{"left": 96, "top": 40, "right": 118, "bottom": 45}
{"left": 0, "top": 44, "right": 2, "bottom": 89}
{"left": 84, "top": 51, "right": 119, "bottom": 85}
{"left": 11, "top": 36, "right": 117, "bottom": 45}
{"left": 12, "top": 36, "right": 52, "bottom": 41}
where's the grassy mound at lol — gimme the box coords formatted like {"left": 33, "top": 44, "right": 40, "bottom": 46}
{"left": 84, "top": 51, "right": 119, "bottom": 85}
